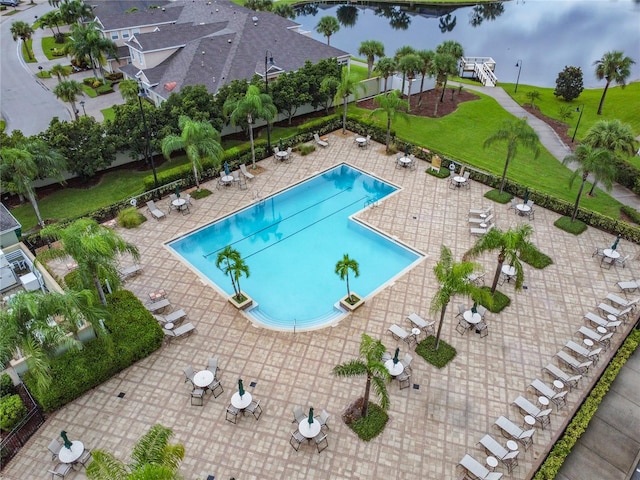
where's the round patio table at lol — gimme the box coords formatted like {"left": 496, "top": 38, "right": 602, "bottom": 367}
{"left": 384, "top": 359, "right": 404, "bottom": 377}
{"left": 299, "top": 419, "right": 321, "bottom": 439}
{"left": 193, "top": 370, "right": 214, "bottom": 389}
{"left": 58, "top": 441, "right": 84, "bottom": 464}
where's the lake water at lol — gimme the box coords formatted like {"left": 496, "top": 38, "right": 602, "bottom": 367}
{"left": 294, "top": 0, "right": 640, "bottom": 88}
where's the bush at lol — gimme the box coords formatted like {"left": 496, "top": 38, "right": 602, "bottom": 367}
{"left": 519, "top": 244, "right": 553, "bottom": 269}
{"left": 0, "top": 394, "right": 27, "bottom": 432}
{"left": 480, "top": 288, "right": 511, "bottom": 313}
{"left": 298, "top": 143, "right": 316, "bottom": 156}
{"left": 117, "top": 207, "right": 146, "bottom": 228}
{"left": 348, "top": 401, "right": 388, "bottom": 441}
{"left": 104, "top": 72, "right": 123, "bottom": 82}
{"left": 96, "top": 84, "right": 114, "bottom": 95}
{"left": 191, "top": 188, "right": 212, "bottom": 199}
{"left": 426, "top": 167, "right": 450, "bottom": 179}
{"left": 554, "top": 216, "right": 588, "bottom": 235}
{"left": 484, "top": 189, "right": 513, "bottom": 204}
{"left": 621, "top": 205, "right": 640, "bottom": 225}
{"left": 0, "top": 373, "right": 15, "bottom": 398}
{"left": 415, "top": 336, "right": 457, "bottom": 368}
{"left": 83, "top": 77, "right": 96, "bottom": 86}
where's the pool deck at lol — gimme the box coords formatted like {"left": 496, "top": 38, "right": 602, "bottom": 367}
{"left": 5, "top": 132, "right": 639, "bottom": 480}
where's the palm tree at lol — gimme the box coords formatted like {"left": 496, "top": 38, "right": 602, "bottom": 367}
{"left": 583, "top": 119, "right": 636, "bottom": 195}
{"left": 463, "top": 224, "right": 535, "bottom": 294}
{"left": 49, "top": 63, "right": 69, "bottom": 84}
{"left": 334, "top": 69, "right": 364, "bottom": 134}
{"left": 563, "top": 145, "right": 615, "bottom": 221}
{"left": 398, "top": 53, "right": 422, "bottom": 111}
{"left": 594, "top": 50, "right": 635, "bottom": 115}
{"left": 369, "top": 90, "right": 409, "bottom": 153}
{"left": 0, "top": 289, "right": 107, "bottom": 394}
{"left": 215, "top": 246, "right": 249, "bottom": 302}
{"left": 374, "top": 57, "right": 396, "bottom": 93}
{"left": 416, "top": 49, "right": 435, "bottom": 106}
{"left": 430, "top": 52, "right": 458, "bottom": 115}
{"left": 86, "top": 424, "right": 185, "bottom": 480}
{"left": 430, "top": 245, "right": 489, "bottom": 350}
{"left": 526, "top": 90, "right": 541, "bottom": 109}
{"left": 358, "top": 40, "right": 385, "bottom": 78}
{"left": 484, "top": 117, "right": 541, "bottom": 194}
{"left": 161, "top": 115, "right": 223, "bottom": 189}
{"left": 65, "top": 21, "right": 118, "bottom": 80}
{"left": 393, "top": 45, "right": 416, "bottom": 94}
{"left": 435, "top": 40, "right": 464, "bottom": 102}
{"left": 58, "top": 0, "right": 94, "bottom": 25}
{"left": 10, "top": 21, "right": 34, "bottom": 61}
{"left": 315, "top": 16, "right": 340, "bottom": 45}
{"left": 223, "top": 85, "right": 277, "bottom": 169}
{"left": 119, "top": 78, "right": 140, "bottom": 103}
{"left": 38, "top": 10, "right": 64, "bottom": 43}
{"left": 335, "top": 253, "right": 359, "bottom": 303}
{"left": 53, "top": 79, "right": 84, "bottom": 120}
{"left": 39, "top": 218, "right": 140, "bottom": 307}
{"left": 333, "top": 333, "right": 390, "bottom": 419}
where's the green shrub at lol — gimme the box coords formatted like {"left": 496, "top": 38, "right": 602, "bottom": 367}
{"left": 36, "top": 70, "right": 52, "bottom": 79}
{"left": 348, "top": 402, "right": 388, "bottom": 441}
{"left": 480, "top": 287, "right": 511, "bottom": 313}
{"left": 104, "top": 72, "right": 123, "bottom": 81}
{"left": 621, "top": 205, "right": 640, "bottom": 225}
{"left": 415, "top": 336, "right": 457, "bottom": 368}
{"left": 0, "top": 394, "right": 27, "bottom": 432}
{"left": 0, "top": 373, "right": 15, "bottom": 398}
{"left": 298, "top": 143, "right": 316, "bottom": 156}
{"left": 96, "top": 84, "right": 114, "bottom": 95}
{"left": 117, "top": 207, "right": 146, "bottom": 228}
{"left": 83, "top": 77, "right": 96, "bottom": 86}
{"left": 426, "top": 167, "right": 450, "bottom": 179}
{"left": 484, "top": 189, "right": 513, "bottom": 204}
{"left": 554, "top": 216, "right": 588, "bottom": 235}
{"left": 519, "top": 244, "right": 553, "bottom": 269}
{"left": 191, "top": 188, "right": 212, "bottom": 199}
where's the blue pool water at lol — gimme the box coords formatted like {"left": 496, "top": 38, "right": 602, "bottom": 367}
{"left": 168, "top": 164, "right": 423, "bottom": 330}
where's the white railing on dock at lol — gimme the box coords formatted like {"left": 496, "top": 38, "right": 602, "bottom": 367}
{"left": 460, "top": 56, "right": 498, "bottom": 87}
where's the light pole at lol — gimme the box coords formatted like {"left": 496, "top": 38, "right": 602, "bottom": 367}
{"left": 571, "top": 104, "right": 585, "bottom": 143}
{"left": 514, "top": 60, "right": 522, "bottom": 93}
{"left": 79, "top": 100, "right": 86, "bottom": 117}
{"left": 137, "top": 87, "right": 159, "bottom": 199}
{"left": 264, "top": 51, "right": 274, "bottom": 155}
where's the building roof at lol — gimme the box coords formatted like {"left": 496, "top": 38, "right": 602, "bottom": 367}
{"left": 92, "top": 0, "right": 180, "bottom": 31}
{"left": 0, "top": 204, "right": 21, "bottom": 235}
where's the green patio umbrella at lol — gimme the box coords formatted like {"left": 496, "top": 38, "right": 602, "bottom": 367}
{"left": 175, "top": 185, "right": 180, "bottom": 198}
{"left": 393, "top": 347, "right": 400, "bottom": 365}
{"left": 471, "top": 302, "right": 477, "bottom": 314}
{"left": 279, "top": 139, "right": 284, "bottom": 151}
{"left": 308, "top": 407, "right": 314, "bottom": 424}
{"left": 238, "top": 379, "right": 245, "bottom": 397}
{"left": 523, "top": 188, "right": 530, "bottom": 205}
{"left": 612, "top": 234, "right": 621, "bottom": 250}
{"left": 60, "top": 430, "right": 72, "bottom": 449}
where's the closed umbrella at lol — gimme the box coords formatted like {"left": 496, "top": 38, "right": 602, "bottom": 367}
{"left": 471, "top": 302, "right": 477, "bottom": 314}
{"left": 60, "top": 430, "right": 72, "bottom": 449}
{"left": 238, "top": 379, "right": 245, "bottom": 397}
{"left": 224, "top": 161, "right": 230, "bottom": 176}
{"left": 523, "top": 188, "right": 530, "bottom": 205}
{"left": 393, "top": 347, "right": 400, "bottom": 365}
{"left": 612, "top": 234, "right": 621, "bottom": 251}
{"left": 308, "top": 407, "right": 314, "bottom": 424}
{"left": 175, "top": 185, "right": 180, "bottom": 198}
{"left": 279, "top": 139, "right": 284, "bottom": 151}
{"left": 404, "top": 145, "right": 410, "bottom": 157}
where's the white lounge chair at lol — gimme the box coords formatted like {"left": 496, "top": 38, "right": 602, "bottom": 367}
{"left": 584, "top": 312, "right": 621, "bottom": 331}
{"left": 155, "top": 309, "right": 187, "bottom": 325}
{"left": 555, "top": 350, "right": 592, "bottom": 375}
{"left": 118, "top": 264, "right": 142, "bottom": 280}
{"left": 469, "top": 206, "right": 493, "bottom": 217}
{"left": 313, "top": 133, "right": 328, "bottom": 147}
{"left": 146, "top": 200, "right": 165, "bottom": 220}
{"left": 494, "top": 416, "right": 535, "bottom": 450}
{"left": 407, "top": 313, "right": 435, "bottom": 335}
{"left": 469, "top": 214, "right": 494, "bottom": 224}
{"left": 388, "top": 324, "right": 414, "bottom": 345}
{"left": 511, "top": 396, "right": 552, "bottom": 429}
{"left": 163, "top": 322, "right": 196, "bottom": 340}
{"left": 477, "top": 434, "right": 519, "bottom": 473}
{"left": 605, "top": 293, "right": 640, "bottom": 309}
{"left": 578, "top": 326, "right": 613, "bottom": 350}
{"left": 459, "top": 454, "right": 503, "bottom": 480}
{"left": 616, "top": 280, "right": 639, "bottom": 293}
{"left": 565, "top": 340, "right": 602, "bottom": 365}
{"left": 240, "top": 164, "right": 254, "bottom": 181}
{"left": 598, "top": 303, "right": 632, "bottom": 323}
{"left": 470, "top": 224, "right": 494, "bottom": 236}
{"left": 530, "top": 378, "right": 567, "bottom": 410}
{"left": 543, "top": 364, "right": 582, "bottom": 390}
{"left": 145, "top": 298, "right": 171, "bottom": 313}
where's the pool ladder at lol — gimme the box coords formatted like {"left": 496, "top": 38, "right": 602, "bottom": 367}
{"left": 253, "top": 189, "right": 264, "bottom": 206}
{"left": 364, "top": 197, "right": 380, "bottom": 208}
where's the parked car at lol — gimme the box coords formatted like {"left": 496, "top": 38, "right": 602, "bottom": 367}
{"left": 1, "top": 0, "right": 20, "bottom": 6}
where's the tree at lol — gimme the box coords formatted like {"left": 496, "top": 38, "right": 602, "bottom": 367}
{"left": 374, "top": 57, "right": 396, "bottom": 93}
{"left": 463, "top": 224, "right": 535, "bottom": 294}
{"left": 38, "top": 10, "right": 64, "bottom": 43}
{"left": 161, "top": 115, "right": 223, "bottom": 189}
{"left": 484, "top": 117, "right": 540, "bottom": 193}
{"left": 244, "top": 0, "right": 272, "bottom": 11}
{"left": 10, "top": 21, "right": 34, "bottom": 61}
{"left": 335, "top": 254, "right": 360, "bottom": 303}
{"left": 416, "top": 49, "right": 435, "bottom": 106}
{"left": 393, "top": 45, "right": 415, "bottom": 94}
{"left": 435, "top": 40, "right": 463, "bottom": 102}
{"left": 49, "top": 63, "right": 69, "bottom": 84}
{"left": 358, "top": 40, "right": 385, "bottom": 78}
{"left": 315, "top": 16, "right": 340, "bottom": 46}
{"left": 318, "top": 76, "right": 339, "bottom": 114}
{"left": 215, "top": 246, "right": 250, "bottom": 302}
{"left": 430, "top": 52, "right": 457, "bottom": 115}
{"left": 526, "top": 90, "right": 541, "bottom": 109}
{"left": 118, "top": 79, "right": 140, "bottom": 103}
{"left": 271, "top": 71, "right": 311, "bottom": 125}
{"left": 53, "top": 79, "right": 84, "bottom": 120}
{"left": 0, "top": 289, "right": 107, "bottom": 394}
{"left": 594, "top": 50, "right": 635, "bottom": 115}
{"left": 370, "top": 90, "right": 409, "bottom": 153}
{"left": 563, "top": 145, "right": 615, "bottom": 221}
{"left": 39, "top": 218, "right": 140, "bottom": 306}
{"left": 398, "top": 53, "right": 422, "bottom": 111}
{"left": 162, "top": 84, "right": 222, "bottom": 131}
{"left": 65, "top": 21, "right": 118, "bottom": 80}
{"left": 429, "top": 245, "right": 489, "bottom": 350}
{"left": 554, "top": 66, "right": 584, "bottom": 101}
{"left": 86, "top": 424, "right": 185, "bottom": 480}
{"left": 334, "top": 68, "right": 364, "bottom": 134}
{"left": 58, "top": 0, "right": 93, "bottom": 25}
{"left": 223, "top": 85, "right": 277, "bottom": 169}
{"left": 333, "top": 333, "right": 390, "bottom": 418}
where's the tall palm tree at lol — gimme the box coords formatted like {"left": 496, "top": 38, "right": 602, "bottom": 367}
{"left": 334, "top": 69, "right": 364, "bottom": 134}
{"left": 49, "top": 63, "right": 69, "bottom": 84}
{"left": 374, "top": 57, "right": 396, "bottom": 93}
{"left": 435, "top": 40, "right": 464, "bottom": 102}
{"left": 39, "top": 218, "right": 140, "bottom": 306}
{"left": 463, "top": 224, "right": 535, "bottom": 294}
{"left": 65, "top": 21, "right": 118, "bottom": 80}
{"left": 223, "top": 85, "right": 277, "bottom": 169}
{"left": 315, "top": 16, "right": 340, "bottom": 45}
{"left": 370, "top": 90, "right": 409, "bottom": 153}
{"left": 484, "top": 117, "right": 540, "bottom": 194}
{"left": 53, "top": 79, "right": 84, "bottom": 120}
{"left": 215, "top": 246, "right": 250, "bottom": 302}
{"left": 593, "top": 50, "right": 635, "bottom": 115}
{"left": 58, "top": 0, "right": 94, "bottom": 25}
{"left": 430, "top": 245, "right": 489, "bottom": 350}
{"left": 10, "top": 21, "right": 34, "bottom": 61}
{"left": 563, "top": 145, "right": 615, "bottom": 221}
{"left": 119, "top": 78, "right": 140, "bottom": 103}
{"left": 393, "top": 45, "right": 416, "bottom": 94}
{"left": 333, "top": 333, "right": 390, "bottom": 419}
{"left": 398, "top": 53, "right": 422, "bottom": 111}
{"left": 430, "top": 52, "right": 458, "bottom": 115}
{"left": 335, "top": 254, "right": 359, "bottom": 303}
{"left": 358, "top": 40, "right": 385, "bottom": 78}
{"left": 416, "top": 49, "right": 435, "bottom": 106}
{"left": 87, "top": 424, "right": 185, "bottom": 480}
{"left": 38, "top": 10, "right": 64, "bottom": 43}
{"left": 161, "top": 115, "right": 223, "bottom": 189}
{"left": 0, "top": 289, "right": 107, "bottom": 394}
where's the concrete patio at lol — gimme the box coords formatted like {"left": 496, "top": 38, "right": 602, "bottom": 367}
{"left": 4, "top": 132, "right": 639, "bottom": 480}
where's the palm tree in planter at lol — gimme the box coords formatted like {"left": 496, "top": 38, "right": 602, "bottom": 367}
{"left": 463, "top": 224, "right": 535, "bottom": 295}
{"left": 333, "top": 333, "right": 390, "bottom": 420}
{"left": 335, "top": 253, "right": 361, "bottom": 308}
{"left": 430, "top": 245, "right": 490, "bottom": 350}
{"left": 215, "top": 246, "right": 251, "bottom": 307}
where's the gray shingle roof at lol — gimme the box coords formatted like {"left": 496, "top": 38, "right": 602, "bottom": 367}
{"left": 0, "top": 204, "right": 20, "bottom": 235}
{"left": 125, "top": 22, "right": 227, "bottom": 52}
{"left": 92, "top": 0, "right": 180, "bottom": 31}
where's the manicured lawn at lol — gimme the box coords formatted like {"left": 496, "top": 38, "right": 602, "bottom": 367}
{"left": 101, "top": 107, "right": 115, "bottom": 122}
{"left": 82, "top": 85, "right": 98, "bottom": 98}
{"left": 41, "top": 35, "right": 70, "bottom": 61}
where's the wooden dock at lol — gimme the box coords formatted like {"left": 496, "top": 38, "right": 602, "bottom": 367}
{"left": 459, "top": 56, "right": 498, "bottom": 87}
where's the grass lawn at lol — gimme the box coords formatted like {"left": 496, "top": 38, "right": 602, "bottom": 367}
{"left": 82, "top": 85, "right": 98, "bottom": 98}
{"left": 41, "top": 35, "right": 70, "bottom": 61}
{"left": 22, "top": 40, "right": 35, "bottom": 63}
{"left": 101, "top": 107, "right": 115, "bottom": 122}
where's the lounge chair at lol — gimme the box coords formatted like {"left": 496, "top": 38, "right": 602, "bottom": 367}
{"left": 598, "top": 303, "right": 632, "bottom": 322}
{"left": 565, "top": 340, "right": 601, "bottom": 365}
{"left": 543, "top": 363, "right": 582, "bottom": 390}
{"left": 469, "top": 213, "right": 494, "bottom": 224}
{"left": 164, "top": 309, "right": 187, "bottom": 324}
{"left": 118, "top": 264, "right": 142, "bottom": 280}
{"left": 146, "top": 298, "right": 171, "bottom": 313}
{"left": 584, "top": 311, "right": 621, "bottom": 331}
{"left": 240, "top": 164, "right": 254, "bottom": 181}
{"left": 477, "top": 434, "right": 519, "bottom": 473}
{"left": 146, "top": 200, "right": 165, "bottom": 220}
{"left": 314, "top": 133, "right": 328, "bottom": 147}
{"left": 494, "top": 416, "right": 535, "bottom": 450}
{"left": 407, "top": 313, "right": 435, "bottom": 335}
{"left": 605, "top": 293, "right": 640, "bottom": 309}
{"left": 578, "top": 326, "right": 613, "bottom": 350}
{"left": 388, "top": 324, "right": 414, "bottom": 345}
{"left": 555, "top": 350, "right": 592, "bottom": 375}
{"left": 616, "top": 280, "right": 639, "bottom": 293}
{"left": 163, "top": 322, "right": 196, "bottom": 340}
{"left": 469, "top": 206, "right": 493, "bottom": 217}
{"left": 530, "top": 379, "right": 567, "bottom": 410}
{"left": 511, "top": 396, "right": 552, "bottom": 429}
{"left": 459, "top": 454, "right": 503, "bottom": 480}
{"left": 470, "top": 224, "right": 494, "bottom": 236}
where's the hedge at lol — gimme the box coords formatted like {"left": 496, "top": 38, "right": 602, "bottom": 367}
{"left": 0, "top": 395, "right": 27, "bottom": 432}
{"left": 24, "top": 290, "right": 163, "bottom": 412}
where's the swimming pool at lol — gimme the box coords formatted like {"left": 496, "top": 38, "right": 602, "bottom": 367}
{"left": 167, "top": 164, "right": 424, "bottom": 330}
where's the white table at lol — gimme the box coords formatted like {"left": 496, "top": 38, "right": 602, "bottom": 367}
{"left": 172, "top": 198, "right": 186, "bottom": 210}
{"left": 553, "top": 380, "right": 565, "bottom": 391}
{"left": 453, "top": 176, "right": 465, "bottom": 187}
{"left": 463, "top": 310, "right": 481, "bottom": 325}
{"left": 58, "top": 441, "right": 84, "bottom": 464}
{"left": 486, "top": 456, "right": 498, "bottom": 471}
{"left": 299, "top": 419, "right": 321, "bottom": 439}
{"left": 583, "top": 338, "right": 594, "bottom": 348}
{"left": 501, "top": 265, "right": 516, "bottom": 282}
{"left": 221, "top": 175, "right": 233, "bottom": 185}
{"left": 411, "top": 328, "right": 421, "bottom": 340}
{"left": 506, "top": 440, "right": 519, "bottom": 452}
{"left": 479, "top": 223, "right": 487, "bottom": 228}
{"left": 356, "top": 137, "right": 367, "bottom": 147}
{"left": 597, "top": 326, "right": 607, "bottom": 334}
{"left": 523, "top": 415, "right": 536, "bottom": 427}
{"left": 276, "top": 150, "right": 289, "bottom": 160}
{"left": 164, "top": 322, "right": 174, "bottom": 330}
{"left": 516, "top": 204, "right": 531, "bottom": 215}
{"left": 603, "top": 249, "right": 620, "bottom": 259}
{"left": 231, "top": 391, "right": 252, "bottom": 410}
{"left": 384, "top": 359, "right": 404, "bottom": 377}
{"left": 193, "top": 370, "right": 214, "bottom": 389}
{"left": 538, "top": 396, "right": 550, "bottom": 407}
{"left": 398, "top": 157, "right": 412, "bottom": 167}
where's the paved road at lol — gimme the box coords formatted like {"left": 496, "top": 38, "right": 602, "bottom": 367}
{"left": 0, "top": 1, "right": 70, "bottom": 135}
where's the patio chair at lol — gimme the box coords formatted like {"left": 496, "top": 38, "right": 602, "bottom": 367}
{"left": 292, "top": 406, "right": 306, "bottom": 424}
{"left": 381, "top": 351, "right": 392, "bottom": 362}
{"left": 388, "top": 324, "right": 414, "bottom": 345}
{"left": 246, "top": 399, "right": 262, "bottom": 420}
{"left": 459, "top": 454, "right": 504, "bottom": 480}
{"left": 527, "top": 207, "right": 535, "bottom": 221}
{"left": 578, "top": 326, "right": 613, "bottom": 350}
{"left": 456, "top": 318, "right": 471, "bottom": 335}
{"left": 290, "top": 430, "right": 305, "bottom": 451}
{"left": 477, "top": 305, "right": 488, "bottom": 318}
{"left": 616, "top": 279, "right": 639, "bottom": 293}
{"left": 511, "top": 396, "right": 552, "bottom": 429}
{"left": 207, "top": 357, "right": 219, "bottom": 379}
{"left": 163, "top": 309, "right": 187, "bottom": 324}
{"left": 477, "top": 434, "right": 519, "bottom": 473}
{"left": 118, "top": 264, "right": 142, "bottom": 280}
{"left": 317, "top": 409, "right": 330, "bottom": 431}
{"left": 184, "top": 193, "right": 192, "bottom": 205}
{"left": 240, "top": 164, "right": 254, "bottom": 181}
{"left": 146, "top": 298, "right": 171, "bottom": 313}
{"left": 555, "top": 350, "right": 592, "bottom": 375}
{"left": 168, "top": 193, "right": 178, "bottom": 213}
{"left": 476, "top": 321, "right": 489, "bottom": 338}
{"left": 526, "top": 199, "right": 534, "bottom": 208}
{"left": 601, "top": 256, "right": 615, "bottom": 269}
{"left": 398, "top": 371, "right": 411, "bottom": 390}
{"left": 48, "top": 462, "right": 73, "bottom": 479}
{"left": 226, "top": 404, "right": 239, "bottom": 424}
{"left": 48, "top": 438, "right": 62, "bottom": 461}
{"left": 146, "top": 201, "right": 165, "bottom": 220}
{"left": 584, "top": 312, "right": 621, "bottom": 331}
{"left": 164, "top": 322, "right": 196, "bottom": 340}
{"left": 209, "top": 379, "right": 224, "bottom": 398}
{"left": 286, "top": 147, "right": 293, "bottom": 162}
{"left": 455, "top": 303, "right": 465, "bottom": 318}
{"left": 592, "top": 246, "right": 605, "bottom": 257}
{"left": 565, "top": 340, "right": 602, "bottom": 365}
{"left": 616, "top": 254, "right": 630, "bottom": 268}
{"left": 605, "top": 293, "right": 640, "bottom": 309}
{"left": 407, "top": 313, "right": 435, "bottom": 335}
{"left": 530, "top": 379, "right": 567, "bottom": 410}
{"left": 314, "top": 432, "right": 329, "bottom": 453}
{"left": 77, "top": 448, "right": 92, "bottom": 468}
{"left": 494, "top": 416, "right": 535, "bottom": 451}
{"left": 353, "top": 133, "right": 359, "bottom": 144}
{"left": 365, "top": 134, "right": 371, "bottom": 146}
{"left": 543, "top": 364, "right": 582, "bottom": 391}
{"left": 191, "top": 388, "right": 205, "bottom": 406}
{"left": 183, "top": 366, "right": 195, "bottom": 385}
{"left": 401, "top": 353, "right": 413, "bottom": 373}
{"left": 462, "top": 171, "right": 471, "bottom": 188}
{"left": 508, "top": 198, "right": 517, "bottom": 211}
{"left": 314, "top": 133, "right": 328, "bottom": 147}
